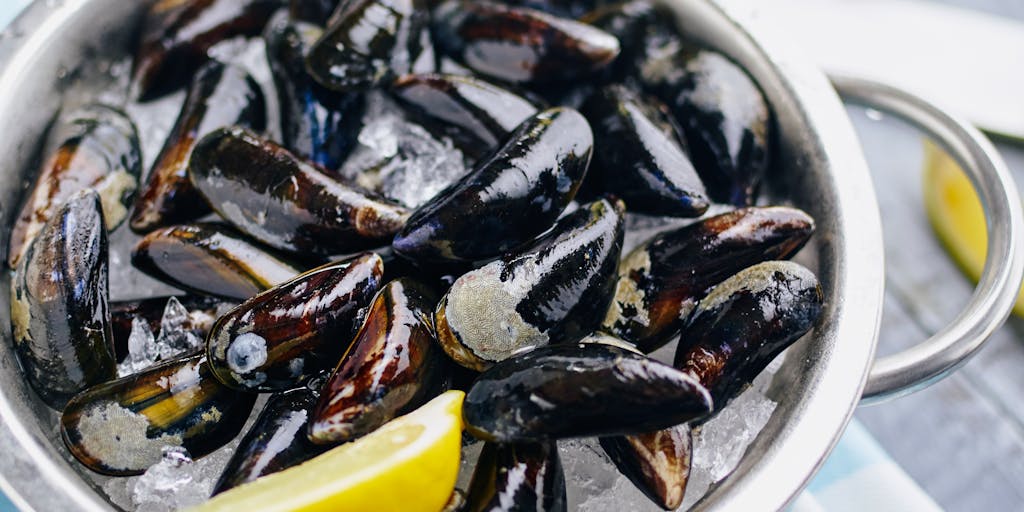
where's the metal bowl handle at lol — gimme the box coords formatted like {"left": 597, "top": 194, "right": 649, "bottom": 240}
{"left": 828, "top": 75, "right": 1024, "bottom": 404}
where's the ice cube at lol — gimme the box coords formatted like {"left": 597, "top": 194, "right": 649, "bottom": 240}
{"left": 117, "top": 317, "right": 158, "bottom": 377}
{"left": 155, "top": 297, "right": 203, "bottom": 360}
{"left": 131, "top": 446, "right": 206, "bottom": 512}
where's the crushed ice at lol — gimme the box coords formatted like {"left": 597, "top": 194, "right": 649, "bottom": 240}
{"left": 130, "top": 447, "right": 207, "bottom": 512}
{"left": 116, "top": 298, "right": 205, "bottom": 377}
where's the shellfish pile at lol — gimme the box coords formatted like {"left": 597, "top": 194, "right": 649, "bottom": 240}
{"left": 6, "top": 0, "right": 824, "bottom": 510}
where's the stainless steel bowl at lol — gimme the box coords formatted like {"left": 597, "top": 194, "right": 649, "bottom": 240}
{"left": 0, "top": 1, "right": 1019, "bottom": 511}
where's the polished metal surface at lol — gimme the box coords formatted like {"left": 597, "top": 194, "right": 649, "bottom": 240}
{"left": 831, "top": 75, "right": 1024, "bottom": 403}
{"left": 0, "top": 0, "right": 891, "bottom": 510}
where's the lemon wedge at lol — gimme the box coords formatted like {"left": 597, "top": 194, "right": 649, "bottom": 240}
{"left": 922, "top": 140, "right": 1024, "bottom": 318}
{"left": 190, "top": 390, "right": 465, "bottom": 512}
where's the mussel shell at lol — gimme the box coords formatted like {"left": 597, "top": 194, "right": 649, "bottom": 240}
{"left": 9, "top": 104, "right": 141, "bottom": 268}
{"left": 673, "top": 261, "right": 823, "bottom": 410}
{"left": 464, "top": 441, "right": 567, "bottom": 512}
{"left": 212, "top": 386, "right": 327, "bottom": 495}
{"left": 207, "top": 253, "right": 384, "bottom": 392}
{"left": 640, "top": 41, "right": 773, "bottom": 206}
{"left": 603, "top": 206, "right": 814, "bottom": 353}
{"left": 390, "top": 73, "right": 540, "bottom": 158}
{"left": 130, "top": 61, "right": 266, "bottom": 233}
{"left": 392, "top": 107, "right": 592, "bottom": 264}
{"left": 305, "top": 0, "right": 430, "bottom": 92}
{"left": 265, "top": 16, "right": 366, "bottom": 171}
{"left": 505, "top": 0, "right": 602, "bottom": 17}
{"left": 189, "top": 127, "right": 409, "bottom": 256}
{"left": 431, "top": 1, "right": 620, "bottom": 84}
{"left": 10, "top": 190, "right": 116, "bottom": 409}
{"left": 60, "top": 353, "right": 257, "bottom": 476}
{"left": 581, "top": 84, "right": 707, "bottom": 217}
{"left": 132, "top": 223, "right": 303, "bottom": 301}
{"left": 110, "top": 295, "right": 233, "bottom": 363}
{"left": 308, "top": 278, "right": 445, "bottom": 444}
{"left": 434, "top": 198, "right": 624, "bottom": 370}
{"left": 289, "top": 0, "right": 341, "bottom": 24}
{"left": 463, "top": 343, "right": 712, "bottom": 442}
{"left": 131, "top": 0, "right": 282, "bottom": 100}
{"left": 599, "top": 425, "right": 692, "bottom": 510}
{"left": 580, "top": 0, "right": 670, "bottom": 82}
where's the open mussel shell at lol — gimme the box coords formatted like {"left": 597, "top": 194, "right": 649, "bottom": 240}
{"left": 599, "top": 425, "right": 692, "bottom": 510}
{"left": 435, "top": 198, "right": 624, "bottom": 371}
{"left": 393, "top": 107, "right": 592, "bottom": 264}
{"left": 9, "top": 104, "right": 141, "bottom": 268}
{"left": 10, "top": 190, "right": 116, "bottom": 409}
{"left": 131, "top": 0, "right": 282, "bottom": 100}
{"left": 130, "top": 61, "right": 266, "bottom": 233}
{"left": 674, "top": 261, "right": 824, "bottom": 411}
{"left": 581, "top": 84, "right": 708, "bottom": 217}
{"left": 463, "top": 343, "right": 712, "bottom": 442}
{"left": 390, "top": 73, "right": 540, "bottom": 159}
{"left": 207, "top": 253, "right": 384, "bottom": 392}
{"left": 305, "top": 0, "right": 430, "bottom": 92}
{"left": 212, "top": 386, "right": 327, "bottom": 495}
{"left": 289, "top": 0, "right": 342, "bottom": 24}
{"left": 110, "top": 295, "right": 234, "bottom": 363}
{"left": 189, "top": 127, "right": 409, "bottom": 256}
{"left": 308, "top": 278, "right": 445, "bottom": 444}
{"left": 640, "top": 39, "right": 773, "bottom": 207}
{"left": 431, "top": 1, "right": 620, "bottom": 84}
{"left": 132, "top": 223, "right": 303, "bottom": 301}
{"left": 60, "top": 353, "right": 257, "bottom": 476}
{"left": 464, "top": 441, "right": 567, "bottom": 512}
{"left": 604, "top": 206, "right": 815, "bottom": 353}
{"left": 266, "top": 16, "right": 366, "bottom": 171}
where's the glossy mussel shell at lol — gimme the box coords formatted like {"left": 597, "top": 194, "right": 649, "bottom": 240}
{"left": 308, "top": 278, "right": 445, "bottom": 444}
{"left": 60, "top": 353, "right": 256, "bottom": 476}
{"left": 600, "top": 425, "right": 692, "bottom": 510}
{"left": 130, "top": 61, "right": 266, "bottom": 233}
{"left": 110, "top": 295, "right": 232, "bottom": 362}
{"left": 435, "top": 198, "right": 624, "bottom": 371}
{"left": 10, "top": 190, "right": 116, "bottom": 409}
{"left": 465, "top": 441, "right": 567, "bottom": 512}
{"left": 189, "top": 127, "right": 409, "bottom": 256}
{"left": 212, "top": 386, "right": 326, "bottom": 495}
{"left": 674, "top": 261, "right": 824, "bottom": 411}
{"left": 289, "top": 0, "right": 342, "bottom": 23}
{"left": 132, "top": 223, "right": 302, "bottom": 301}
{"left": 604, "top": 206, "right": 814, "bottom": 353}
{"left": 207, "top": 253, "right": 384, "bottom": 392}
{"left": 131, "top": 0, "right": 282, "bottom": 100}
{"left": 431, "top": 1, "right": 620, "bottom": 84}
{"left": 9, "top": 104, "right": 141, "bottom": 268}
{"left": 463, "top": 343, "right": 712, "bottom": 442}
{"left": 393, "top": 107, "right": 592, "bottom": 264}
{"left": 581, "top": 84, "right": 708, "bottom": 217}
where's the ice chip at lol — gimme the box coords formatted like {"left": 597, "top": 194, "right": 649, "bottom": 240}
{"left": 132, "top": 446, "right": 205, "bottom": 512}
{"left": 117, "top": 317, "right": 158, "bottom": 377}
{"left": 156, "top": 296, "right": 203, "bottom": 360}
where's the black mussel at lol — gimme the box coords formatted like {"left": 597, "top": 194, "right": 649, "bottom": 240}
{"left": 463, "top": 343, "right": 712, "bottom": 442}
{"left": 131, "top": 0, "right": 282, "bottom": 100}
{"left": 674, "top": 261, "right": 823, "bottom": 410}
{"left": 435, "top": 198, "right": 624, "bottom": 371}
{"left": 308, "top": 278, "right": 445, "bottom": 444}
{"left": 289, "top": 0, "right": 341, "bottom": 23}
{"left": 305, "top": 0, "right": 430, "bottom": 92}
{"left": 580, "top": 0, "right": 669, "bottom": 82}
{"left": 266, "top": 16, "right": 366, "bottom": 172}
{"left": 464, "top": 441, "right": 567, "bottom": 512}
{"left": 132, "top": 223, "right": 303, "bottom": 301}
{"left": 110, "top": 295, "right": 234, "bottom": 363}
{"left": 9, "top": 104, "right": 141, "bottom": 268}
{"left": 189, "top": 127, "right": 409, "bottom": 256}
{"left": 600, "top": 425, "right": 692, "bottom": 510}
{"left": 130, "top": 61, "right": 266, "bottom": 233}
{"left": 207, "top": 253, "right": 383, "bottom": 392}
{"left": 640, "top": 41, "right": 773, "bottom": 206}
{"left": 604, "top": 206, "right": 814, "bottom": 353}
{"left": 390, "top": 73, "right": 540, "bottom": 159}
{"left": 212, "top": 386, "right": 327, "bottom": 495}
{"left": 393, "top": 107, "right": 592, "bottom": 264}
{"left": 61, "top": 353, "right": 257, "bottom": 476}
{"left": 581, "top": 84, "right": 707, "bottom": 217}
{"left": 10, "top": 190, "right": 116, "bottom": 409}
{"left": 431, "top": 1, "right": 620, "bottom": 84}
{"left": 506, "top": 0, "right": 601, "bottom": 17}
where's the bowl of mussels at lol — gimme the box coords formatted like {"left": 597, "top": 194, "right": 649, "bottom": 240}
{"left": 0, "top": 0, "right": 1020, "bottom": 511}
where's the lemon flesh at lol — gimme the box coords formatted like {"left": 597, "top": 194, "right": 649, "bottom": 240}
{"left": 190, "top": 390, "right": 465, "bottom": 512}
{"left": 922, "top": 140, "right": 1024, "bottom": 318}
